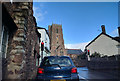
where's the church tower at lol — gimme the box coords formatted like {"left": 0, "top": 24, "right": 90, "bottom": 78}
{"left": 48, "top": 24, "right": 66, "bottom": 56}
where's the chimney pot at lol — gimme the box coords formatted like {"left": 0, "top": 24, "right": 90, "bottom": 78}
{"left": 118, "top": 27, "right": 120, "bottom": 37}
{"left": 101, "top": 25, "right": 106, "bottom": 33}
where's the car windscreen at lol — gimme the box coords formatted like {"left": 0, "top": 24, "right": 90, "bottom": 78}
{"left": 42, "top": 57, "right": 72, "bottom": 67}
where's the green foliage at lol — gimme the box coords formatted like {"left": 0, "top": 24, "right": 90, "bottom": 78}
{"left": 78, "top": 54, "right": 86, "bottom": 59}
{"left": 90, "top": 52, "right": 101, "bottom": 58}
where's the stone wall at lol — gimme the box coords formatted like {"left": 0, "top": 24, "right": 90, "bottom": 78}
{"left": 87, "top": 60, "right": 120, "bottom": 70}
{"left": 67, "top": 54, "right": 78, "bottom": 59}
{"left": 87, "top": 56, "right": 120, "bottom": 70}
{"left": 2, "top": 2, "right": 39, "bottom": 80}
{"left": 72, "top": 59, "right": 87, "bottom": 67}
{"left": 0, "top": 2, "right": 2, "bottom": 81}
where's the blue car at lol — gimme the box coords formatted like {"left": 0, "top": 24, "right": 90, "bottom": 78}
{"left": 36, "top": 56, "right": 79, "bottom": 81}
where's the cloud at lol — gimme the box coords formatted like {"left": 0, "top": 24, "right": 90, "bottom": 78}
{"left": 33, "top": 4, "right": 47, "bottom": 22}
{"left": 64, "top": 29, "right": 118, "bottom": 51}
{"left": 110, "top": 29, "right": 118, "bottom": 37}
{"left": 65, "top": 42, "right": 90, "bottom": 51}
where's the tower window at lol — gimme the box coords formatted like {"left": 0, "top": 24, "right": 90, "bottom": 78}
{"left": 56, "top": 35, "right": 58, "bottom": 41}
{"left": 56, "top": 28, "right": 58, "bottom": 33}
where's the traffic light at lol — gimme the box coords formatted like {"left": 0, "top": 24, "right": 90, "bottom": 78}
{"left": 88, "top": 50, "right": 90, "bottom": 55}
{"left": 41, "top": 42, "right": 44, "bottom": 51}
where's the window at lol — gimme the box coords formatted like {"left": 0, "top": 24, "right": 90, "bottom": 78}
{"left": 1, "top": 25, "right": 9, "bottom": 58}
{"left": 56, "top": 28, "right": 58, "bottom": 33}
{"left": 60, "top": 51, "right": 63, "bottom": 54}
{"left": 42, "top": 57, "right": 72, "bottom": 67}
{"left": 56, "top": 35, "right": 58, "bottom": 41}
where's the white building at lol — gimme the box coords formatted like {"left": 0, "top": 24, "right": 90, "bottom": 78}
{"left": 86, "top": 25, "right": 120, "bottom": 57}
{"left": 37, "top": 27, "right": 51, "bottom": 63}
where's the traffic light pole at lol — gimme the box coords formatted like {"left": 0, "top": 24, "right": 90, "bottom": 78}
{"left": 41, "top": 41, "right": 44, "bottom": 60}
{"left": 87, "top": 50, "right": 90, "bottom": 61}
{"left": 41, "top": 51, "right": 43, "bottom": 60}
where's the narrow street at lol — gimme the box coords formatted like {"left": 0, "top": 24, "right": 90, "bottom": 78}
{"left": 77, "top": 67, "right": 120, "bottom": 81}
{"left": 1, "top": 1, "right": 120, "bottom": 80}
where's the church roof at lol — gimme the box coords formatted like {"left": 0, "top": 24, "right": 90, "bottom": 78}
{"left": 66, "top": 49, "right": 83, "bottom": 55}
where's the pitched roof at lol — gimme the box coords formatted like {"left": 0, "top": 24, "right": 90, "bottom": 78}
{"left": 86, "top": 33, "right": 120, "bottom": 48}
{"left": 66, "top": 49, "right": 83, "bottom": 55}
{"left": 37, "top": 27, "right": 49, "bottom": 36}
{"left": 114, "top": 37, "right": 120, "bottom": 42}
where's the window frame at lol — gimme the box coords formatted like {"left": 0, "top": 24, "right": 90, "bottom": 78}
{"left": 1, "top": 25, "right": 9, "bottom": 58}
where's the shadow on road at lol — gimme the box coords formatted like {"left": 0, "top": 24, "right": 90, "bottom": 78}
{"left": 77, "top": 67, "right": 120, "bottom": 80}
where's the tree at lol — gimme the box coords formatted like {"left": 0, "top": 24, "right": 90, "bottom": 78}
{"left": 90, "top": 52, "right": 101, "bottom": 58}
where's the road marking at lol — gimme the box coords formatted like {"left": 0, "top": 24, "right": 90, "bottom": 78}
{"left": 79, "top": 74, "right": 89, "bottom": 81}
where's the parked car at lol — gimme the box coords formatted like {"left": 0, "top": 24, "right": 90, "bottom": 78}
{"left": 36, "top": 56, "right": 79, "bottom": 81}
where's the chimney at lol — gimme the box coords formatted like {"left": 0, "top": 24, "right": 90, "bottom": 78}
{"left": 101, "top": 25, "right": 106, "bottom": 33}
{"left": 118, "top": 27, "right": 120, "bottom": 37}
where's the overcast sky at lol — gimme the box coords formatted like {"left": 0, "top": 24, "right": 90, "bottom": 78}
{"left": 33, "top": 2, "right": 118, "bottom": 51}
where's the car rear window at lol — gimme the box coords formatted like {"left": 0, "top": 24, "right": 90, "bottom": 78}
{"left": 42, "top": 57, "right": 72, "bottom": 67}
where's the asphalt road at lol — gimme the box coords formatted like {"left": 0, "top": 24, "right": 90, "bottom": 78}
{"left": 77, "top": 67, "right": 120, "bottom": 81}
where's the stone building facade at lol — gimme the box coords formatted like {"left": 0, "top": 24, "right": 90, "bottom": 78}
{"left": 66, "top": 49, "right": 87, "bottom": 67}
{"left": 48, "top": 24, "right": 66, "bottom": 56}
{"left": 1, "top": 2, "right": 40, "bottom": 79}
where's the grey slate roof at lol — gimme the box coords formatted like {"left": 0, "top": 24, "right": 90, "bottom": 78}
{"left": 66, "top": 49, "right": 83, "bottom": 55}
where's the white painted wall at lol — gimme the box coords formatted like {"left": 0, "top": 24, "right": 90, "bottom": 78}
{"left": 37, "top": 28, "right": 50, "bottom": 63}
{"left": 117, "top": 44, "right": 120, "bottom": 54}
{"left": 38, "top": 29, "right": 50, "bottom": 50}
{"left": 87, "top": 34, "right": 119, "bottom": 56}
